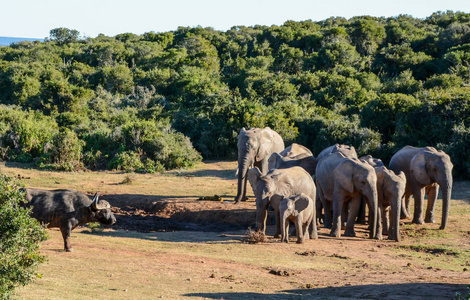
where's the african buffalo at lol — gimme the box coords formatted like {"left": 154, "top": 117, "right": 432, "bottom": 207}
{"left": 24, "top": 188, "right": 116, "bottom": 252}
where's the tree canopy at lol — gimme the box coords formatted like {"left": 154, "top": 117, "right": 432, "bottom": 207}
{"left": 1, "top": 11, "right": 470, "bottom": 177}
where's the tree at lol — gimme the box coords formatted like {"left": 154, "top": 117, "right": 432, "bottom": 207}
{"left": 49, "top": 27, "right": 80, "bottom": 45}
{"left": 0, "top": 174, "right": 48, "bottom": 299}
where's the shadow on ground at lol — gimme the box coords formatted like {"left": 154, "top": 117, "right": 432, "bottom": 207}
{"left": 81, "top": 228, "right": 248, "bottom": 243}
{"left": 100, "top": 193, "right": 259, "bottom": 233}
{"left": 183, "top": 283, "right": 468, "bottom": 299}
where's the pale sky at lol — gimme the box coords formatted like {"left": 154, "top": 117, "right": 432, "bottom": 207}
{"left": 2, "top": 0, "right": 470, "bottom": 39}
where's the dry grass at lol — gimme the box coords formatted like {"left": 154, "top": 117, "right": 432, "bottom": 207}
{"left": 244, "top": 227, "right": 267, "bottom": 244}
{"left": 2, "top": 161, "right": 468, "bottom": 299}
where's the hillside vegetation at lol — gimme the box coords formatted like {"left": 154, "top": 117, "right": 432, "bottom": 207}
{"left": 0, "top": 12, "right": 470, "bottom": 177}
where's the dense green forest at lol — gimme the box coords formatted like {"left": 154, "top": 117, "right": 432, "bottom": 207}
{"left": 0, "top": 11, "right": 470, "bottom": 177}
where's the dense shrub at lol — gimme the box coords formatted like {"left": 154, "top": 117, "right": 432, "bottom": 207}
{"left": 38, "top": 129, "right": 84, "bottom": 171}
{"left": 1, "top": 13, "right": 470, "bottom": 176}
{"left": 0, "top": 174, "right": 48, "bottom": 299}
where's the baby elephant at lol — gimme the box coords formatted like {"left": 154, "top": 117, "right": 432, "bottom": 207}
{"left": 280, "top": 193, "right": 315, "bottom": 243}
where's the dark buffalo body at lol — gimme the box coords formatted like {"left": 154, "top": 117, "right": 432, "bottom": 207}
{"left": 24, "top": 188, "right": 116, "bottom": 252}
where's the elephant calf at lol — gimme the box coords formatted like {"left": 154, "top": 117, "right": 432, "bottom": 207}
{"left": 280, "top": 193, "right": 315, "bottom": 243}
{"left": 374, "top": 166, "right": 406, "bottom": 241}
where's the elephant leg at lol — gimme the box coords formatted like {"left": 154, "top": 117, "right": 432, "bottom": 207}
{"left": 310, "top": 208, "right": 318, "bottom": 240}
{"left": 316, "top": 190, "right": 324, "bottom": 225}
{"left": 425, "top": 184, "right": 438, "bottom": 223}
{"left": 341, "top": 202, "right": 348, "bottom": 230}
{"left": 382, "top": 206, "right": 390, "bottom": 235}
{"left": 301, "top": 222, "right": 309, "bottom": 243}
{"left": 295, "top": 218, "right": 305, "bottom": 244}
{"left": 356, "top": 197, "right": 367, "bottom": 224}
{"left": 374, "top": 203, "right": 383, "bottom": 240}
{"left": 401, "top": 194, "right": 411, "bottom": 219}
{"left": 412, "top": 187, "right": 426, "bottom": 224}
{"left": 274, "top": 208, "right": 281, "bottom": 238}
{"left": 330, "top": 197, "right": 344, "bottom": 238}
{"left": 344, "top": 196, "right": 361, "bottom": 237}
{"left": 323, "top": 200, "right": 333, "bottom": 229}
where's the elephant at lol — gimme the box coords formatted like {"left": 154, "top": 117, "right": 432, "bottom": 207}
{"left": 280, "top": 193, "right": 315, "bottom": 243}
{"left": 268, "top": 143, "right": 316, "bottom": 175}
{"left": 315, "top": 144, "right": 358, "bottom": 224}
{"left": 247, "top": 166, "right": 317, "bottom": 239}
{"left": 315, "top": 152, "right": 378, "bottom": 238}
{"left": 361, "top": 165, "right": 406, "bottom": 241}
{"left": 234, "top": 127, "right": 284, "bottom": 204}
{"left": 316, "top": 144, "right": 358, "bottom": 162}
{"left": 389, "top": 146, "right": 453, "bottom": 229}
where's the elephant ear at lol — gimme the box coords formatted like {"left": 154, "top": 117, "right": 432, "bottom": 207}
{"left": 410, "top": 152, "right": 432, "bottom": 186}
{"left": 256, "top": 129, "right": 275, "bottom": 161}
{"left": 268, "top": 152, "right": 281, "bottom": 171}
{"left": 334, "top": 159, "right": 354, "bottom": 194}
{"left": 247, "top": 167, "right": 263, "bottom": 191}
{"left": 397, "top": 171, "right": 406, "bottom": 184}
{"left": 294, "top": 194, "right": 311, "bottom": 213}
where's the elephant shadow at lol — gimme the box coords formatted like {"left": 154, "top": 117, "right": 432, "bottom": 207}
{"left": 183, "top": 283, "right": 467, "bottom": 299}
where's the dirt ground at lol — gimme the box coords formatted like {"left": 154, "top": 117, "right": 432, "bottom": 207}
{"left": 4, "top": 161, "right": 470, "bottom": 299}
{"left": 99, "top": 178, "right": 470, "bottom": 299}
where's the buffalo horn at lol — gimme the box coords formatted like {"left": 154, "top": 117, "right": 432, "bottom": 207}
{"left": 91, "top": 193, "right": 111, "bottom": 210}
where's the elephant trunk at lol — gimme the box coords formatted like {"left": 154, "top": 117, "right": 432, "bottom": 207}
{"left": 367, "top": 188, "right": 378, "bottom": 239}
{"left": 439, "top": 175, "right": 452, "bottom": 230}
{"left": 255, "top": 201, "right": 268, "bottom": 234}
{"left": 280, "top": 211, "right": 289, "bottom": 243}
{"left": 234, "top": 154, "right": 253, "bottom": 203}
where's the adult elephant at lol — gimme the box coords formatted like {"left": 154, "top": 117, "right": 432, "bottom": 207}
{"left": 234, "top": 127, "right": 284, "bottom": 204}
{"left": 247, "top": 166, "right": 317, "bottom": 239}
{"left": 316, "top": 152, "right": 378, "bottom": 238}
{"left": 268, "top": 143, "right": 316, "bottom": 175}
{"left": 315, "top": 144, "right": 358, "bottom": 225}
{"left": 389, "top": 146, "right": 453, "bottom": 229}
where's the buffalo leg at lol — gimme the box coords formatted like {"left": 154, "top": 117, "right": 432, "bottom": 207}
{"left": 60, "top": 224, "right": 73, "bottom": 252}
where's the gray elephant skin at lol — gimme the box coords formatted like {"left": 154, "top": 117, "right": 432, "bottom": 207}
{"left": 357, "top": 155, "right": 385, "bottom": 224}
{"left": 280, "top": 193, "right": 315, "bottom": 243}
{"left": 247, "top": 166, "right": 317, "bottom": 239}
{"left": 389, "top": 146, "right": 453, "bottom": 229}
{"left": 374, "top": 166, "right": 406, "bottom": 241}
{"left": 315, "top": 144, "right": 358, "bottom": 225}
{"left": 268, "top": 143, "right": 316, "bottom": 175}
{"left": 235, "top": 127, "right": 284, "bottom": 203}
{"left": 316, "top": 152, "right": 378, "bottom": 238}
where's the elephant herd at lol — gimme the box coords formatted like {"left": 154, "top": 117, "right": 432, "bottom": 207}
{"left": 235, "top": 127, "right": 454, "bottom": 243}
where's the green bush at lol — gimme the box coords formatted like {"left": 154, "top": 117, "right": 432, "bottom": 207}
{"left": 108, "top": 150, "right": 145, "bottom": 172}
{"left": 39, "top": 128, "right": 84, "bottom": 171}
{"left": 0, "top": 174, "right": 48, "bottom": 299}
